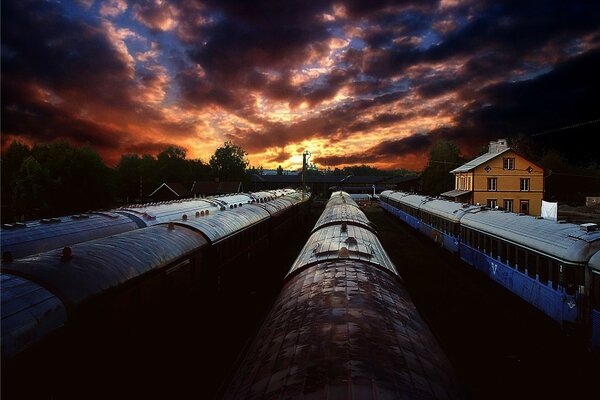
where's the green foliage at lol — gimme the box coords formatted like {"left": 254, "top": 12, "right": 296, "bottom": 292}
{"left": 209, "top": 141, "right": 249, "bottom": 181}
{"left": 421, "top": 139, "right": 463, "bottom": 196}
{"left": 2, "top": 141, "right": 116, "bottom": 221}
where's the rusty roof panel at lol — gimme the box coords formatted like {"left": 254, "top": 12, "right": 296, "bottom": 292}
{"left": 224, "top": 260, "right": 465, "bottom": 399}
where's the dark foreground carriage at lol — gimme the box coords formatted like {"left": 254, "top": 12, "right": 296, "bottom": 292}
{"left": 223, "top": 192, "right": 465, "bottom": 399}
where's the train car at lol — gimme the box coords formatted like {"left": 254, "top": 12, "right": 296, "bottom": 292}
{"left": 1, "top": 189, "right": 311, "bottom": 365}
{"left": 379, "top": 191, "right": 600, "bottom": 346}
{"left": 2, "top": 223, "right": 209, "bottom": 361}
{"left": 0, "top": 191, "right": 303, "bottom": 262}
{"left": 0, "top": 212, "right": 144, "bottom": 261}
{"left": 1, "top": 195, "right": 228, "bottom": 261}
{"left": 222, "top": 192, "right": 464, "bottom": 399}
{"left": 459, "top": 210, "right": 600, "bottom": 326}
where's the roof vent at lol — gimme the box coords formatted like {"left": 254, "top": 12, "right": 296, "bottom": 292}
{"left": 206, "top": 210, "right": 210, "bottom": 215}
{"left": 338, "top": 247, "right": 349, "bottom": 258}
{"left": 196, "top": 211, "right": 201, "bottom": 217}
{"left": 580, "top": 223, "right": 599, "bottom": 232}
{"left": 182, "top": 214, "right": 188, "bottom": 221}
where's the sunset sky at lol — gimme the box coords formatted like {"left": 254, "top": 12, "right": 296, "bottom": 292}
{"left": 2, "top": 0, "right": 599, "bottom": 170}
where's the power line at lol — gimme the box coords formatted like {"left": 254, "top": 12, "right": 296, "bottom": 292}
{"left": 530, "top": 118, "right": 600, "bottom": 137}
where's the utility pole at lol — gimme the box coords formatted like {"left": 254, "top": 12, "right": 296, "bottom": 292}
{"left": 302, "top": 150, "right": 311, "bottom": 200}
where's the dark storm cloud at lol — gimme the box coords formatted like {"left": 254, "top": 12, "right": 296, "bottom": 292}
{"left": 1, "top": 1, "right": 137, "bottom": 108}
{"left": 1, "top": 80, "right": 124, "bottom": 150}
{"left": 2, "top": 0, "right": 599, "bottom": 167}
{"left": 318, "top": 47, "right": 600, "bottom": 166}
{"left": 316, "top": 133, "right": 433, "bottom": 166}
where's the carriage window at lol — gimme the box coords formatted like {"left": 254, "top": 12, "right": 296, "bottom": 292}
{"left": 563, "top": 266, "right": 577, "bottom": 295}
{"left": 538, "top": 256, "right": 549, "bottom": 284}
{"left": 490, "top": 238, "right": 497, "bottom": 258}
{"left": 550, "top": 260, "right": 559, "bottom": 289}
{"left": 507, "top": 244, "right": 515, "bottom": 267}
{"left": 527, "top": 252, "right": 537, "bottom": 279}
{"left": 517, "top": 248, "right": 527, "bottom": 272}
{"left": 498, "top": 240, "right": 506, "bottom": 262}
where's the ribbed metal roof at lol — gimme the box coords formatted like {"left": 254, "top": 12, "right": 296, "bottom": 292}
{"left": 1, "top": 213, "right": 141, "bottom": 260}
{"left": 172, "top": 205, "right": 270, "bottom": 243}
{"left": 420, "top": 199, "right": 480, "bottom": 223}
{"left": 312, "top": 204, "right": 374, "bottom": 233}
{"left": 254, "top": 198, "right": 294, "bottom": 216}
{"left": 224, "top": 260, "right": 465, "bottom": 400}
{"left": 450, "top": 148, "right": 511, "bottom": 173}
{"left": 326, "top": 191, "right": 360, "bottom": 208}
{"left": 2, "top": 224, "right": 207, "bottom": 306}
{"left": 118, "top": 199, "right": 220, "bottom": 225}
{"left": 287, "top": 224, "right": 397, "bottom": 277}
{"left": 1, "top": 274, "right": 67, "bottom": 359}
{"left": 461, "top": 210, "right": 600, "bottom": 263}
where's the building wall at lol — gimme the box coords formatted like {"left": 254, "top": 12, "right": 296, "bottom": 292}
{"left": 470, "top": 150, "right": 544, "bottom": 215}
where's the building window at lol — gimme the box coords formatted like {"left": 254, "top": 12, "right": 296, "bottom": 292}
{"left": 504, "top": 199, "right": 513, "bottom": 212}
{"left": 520, "top": 200, "right": 529, "bottom": 214}
{"left": 503, "top": 158, "right": 515, "bottom": 170}
{"left": 487, "top": 177, "right": 497, "bottom": 191}
{"left": 487, "top": 199, "right": 498, "bottom": 209}
{"left": 520, "top": 178, "right": 530, "bottom": 191}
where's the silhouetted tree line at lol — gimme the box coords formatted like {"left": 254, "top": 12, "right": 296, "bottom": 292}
{"left": 1, "top": 140, "right": 249, "bottom": 223}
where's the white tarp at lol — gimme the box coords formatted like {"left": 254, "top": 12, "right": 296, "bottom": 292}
{"left": 541, "top": 200, "right": 558, "bottom": 221}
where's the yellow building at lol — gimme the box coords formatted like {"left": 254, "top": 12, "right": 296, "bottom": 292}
{"left": 442, "top": 139, "right": 544, "bottom": 215}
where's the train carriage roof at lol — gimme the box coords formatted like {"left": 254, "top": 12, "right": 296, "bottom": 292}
{"left": 312, "top": 204, "right": 374, "bottom": 233}
{"left": 172, "top": 205, "right": 270, "bottom": 243}
{"left": 1, "top": 213, "right": 141, "bottom": 260}
{"left": 1, "top": 274, "right": 68, "bottom": 359}
{"left": 461, "top": 210, "right": 600, "bottom": 263}
{"left": 224, "top": 259, "right": 464, "bottom": 400}
{"left": 2, "top": 225, "right": 207, "bottom": 307}
{"left": 287, "top": 223, "right": 397, "bottom": 278}
{"left": 118, "top": 199, "right": 220, "bottom": 226}
{"left": 326, "top": 191, "right": 359, "bottom": 208}
{"left": 419, "top": 199, "right": 480, "bottom": 223}
{"left": 254, "top": 198, "right": 295, "bottom": 216}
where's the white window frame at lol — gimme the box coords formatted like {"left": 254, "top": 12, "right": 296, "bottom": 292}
{"left": 487, "top": 177, "right": 497, "bottom": 191}
{"left": 520, "top": 178, "right": 530, "bottom": 191}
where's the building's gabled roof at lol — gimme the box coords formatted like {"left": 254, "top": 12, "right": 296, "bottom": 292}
{"left": 450, "top": 148, "right": 511, "bottom": 173}
{"left": 149, "top": 182, "right": 193, "bottom": 198}
{"left": 190, "top": 181, "right": 241, "bottom": 194}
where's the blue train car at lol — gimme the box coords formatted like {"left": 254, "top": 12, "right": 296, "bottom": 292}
{"left": 459, "top": 210, "right": 600, "bottom": 325}
{"left": 379, "top": 190, "right": 600, "bottom": 347}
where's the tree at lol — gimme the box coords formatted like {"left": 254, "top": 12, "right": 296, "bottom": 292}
{"left": 421, "top": 139, "right": 463, "bottom": 196}
{"left": 209, "top": 141, "right": 249, "bottom": 181}
{"left": 1, "top": 141, "right": 31, "bottom": 220}
{"left": 277, "top": 165, "right": 283, "bottom": 175}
